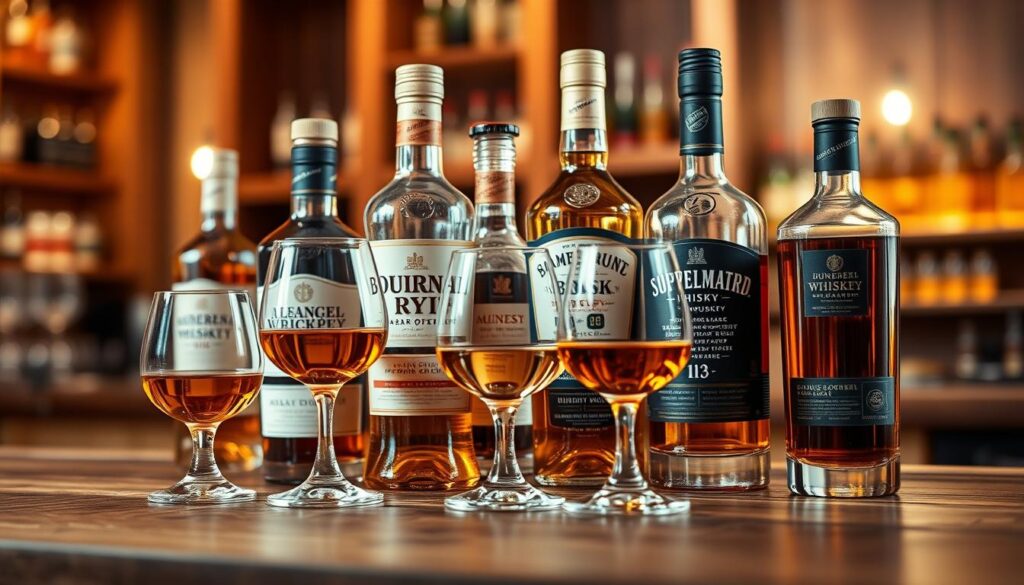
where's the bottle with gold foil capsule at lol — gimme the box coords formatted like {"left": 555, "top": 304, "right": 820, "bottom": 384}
{"left": 466, "top": 122, "right": 533, "bottom": 469}
{"left": 257, "top": 119, "right": 365, "bottom": 484}
{"left": 172, "top": 148, "right": 261, "bottom": 473}
{"left": 363, "top": 64, "right": 480, "bottom": 490}
{"left": 645, "top": 49, "right": 770, "bottom": 491}
{"left": 778, "top": 99, "right": 900, "bottom": 497}
{"left": 526, "top": 49, "right": 644, "bottom": 487}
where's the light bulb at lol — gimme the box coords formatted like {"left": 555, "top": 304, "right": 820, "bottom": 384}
{"left": 881, "top": 89, "right": 912, "bottom": 126}
{"left": 190, "top": 145, "right": 214, "bottom": 180}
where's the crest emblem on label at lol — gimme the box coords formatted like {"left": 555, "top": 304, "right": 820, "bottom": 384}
{"left": 405, "top": 252, "right": 427, "bottom": 270}
{"left": 685, "top": 106, "right": 709, "bottom": 132}
{"left": 492, "top": 274, "right": 512, "bottom": 295}
{"left": 826, "top": 255, "right": 844, "bottom": 272}
{"left": 687, "top": 247, "right": 707, "bottom": 265}
{"left": 682, "top": 193, "right": 716, "bottom": 216}
{"left": 563, "top": 184, "right": 600, "bottom": 208}
{"left": 400, "top": 192, "right": 436, "bottom": 219}
{"left": 866, "top": 388, "right": 885, "bottom": 412}
{"left": 293, "top": 282, "right": 314, "bottom": 303}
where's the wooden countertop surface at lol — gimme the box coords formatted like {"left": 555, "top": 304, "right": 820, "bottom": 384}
{"left": 0, "top": 447, "right": 1022, "bottom": 585}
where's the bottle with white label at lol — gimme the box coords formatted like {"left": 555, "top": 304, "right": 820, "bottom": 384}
{"left": 525, "top": 49, "right": 644, "bottom": 487}
{"left": 363, "top": 64, "right": 479, "bottom": 491}
{"left": 777, "top": 99, "right": 900, "bottom": 497}
{"left": 645, "top": 48, "right": 770, "bottom": 491}
{"left": 257, "top": 119, "right": 364, "bottom": 484}
{"left": 466, "top": 122, "right": 533, "bottom": 468}
{"left": 171, "top": 148, "right": 261, "bottom": 472}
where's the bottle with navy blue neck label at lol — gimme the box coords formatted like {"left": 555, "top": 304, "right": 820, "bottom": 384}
{"left": 777, "top": 99, "right": 900, "bottom": 497}
{"left": 256, "top": 118, "right": 365, "bottom": 484}
{"left": 645, "top": 48, "right": 770, "bottom": 491}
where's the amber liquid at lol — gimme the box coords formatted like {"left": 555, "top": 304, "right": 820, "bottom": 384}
{"left": 363, "top": 413, "right": 478, "bottom": 491}
{"left": 778, "top": 236, "right": 900, "bottom": 468}
{"left": 556, "top": 340, "right": 693, "bottom": 400}
{"left": 259, "top": 328, "right": 387, "bottom": 389}
{"left": 437, "top": 346, "right": 562, "bottom": 402}
{"left": 527, "top": 149, "right": 644, "bottom": 485}
{"left": 172, "top": 223, "right": 260, "bottom": 470}
{"left": 143, "top": 372, "right": 262, "bottom": 425}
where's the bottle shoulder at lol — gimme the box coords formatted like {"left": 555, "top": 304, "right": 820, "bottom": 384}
{"left": 645, "top": 179, "right": 768, "bottom": 251}
{"left": 777, "top": 192, "right": 900, "bottom": 241}
{"left": 526, "top": 169, "right": 643, "bottom": 239}
{"left": 364, "top": 174, "right": 474, "bottom": 241}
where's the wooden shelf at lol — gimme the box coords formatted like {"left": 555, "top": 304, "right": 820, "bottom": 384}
{"left": 903, "top": 291, "right": 1024, "bottom": 316}
{"left": 385, "top": 45, "right": 519, "bottom": 70}
{"left": 0, "top": 162, "right": 115, "bottom": 194}
{"left": 901, "top": 226, "right": 1024, "bottom": 245}
{"left": 1, "top": 63, "right": 118, "bottom": 94}
{"left": 238, "top": 171, "right": 291, "bottom": 205}
{"left": 611, "top": 142, "right": 679, "bottom": 177}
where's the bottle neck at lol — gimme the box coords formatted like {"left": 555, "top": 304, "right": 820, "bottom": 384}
{"left": 290, "top": 144, "right": 338, "bottom": 219}
{"left": 473, "top": 202, "right": 523, "bottom": 244}
{"left": 396, "top": 143, "right": 443, "bottom": 176}
{"left": 291, "top": 194, "right": 337, "bottom": 219}
{"left": 680, "top": 153, "right": 727, "bottom": 182}
{"left": 678, "top": 94, "right": 724, "bottom": 158}
{"left": 559, "top": 82, "right": 608, "bottom": 171}
{"left": 200, "top": 177, "right": 238, "bottom": 231}
{"left": 814, "top": 170, "right": 862, "bottom": 200}
{"left": 395, "top": 98, "right": 444, "bottom": 177}
{"left": 812, "top": 119, "right": 862, "bottom": 200}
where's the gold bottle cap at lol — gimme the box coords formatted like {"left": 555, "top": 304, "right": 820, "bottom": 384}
{"left": 560, "top": 49, "right": 606, "bottom": 89}
{"left": 812, "top": 99, "right": 861, "bottom": 123}
{"left": 207, "top": 148, "right": 238, "bottom": 178}
{"left": 291, "top": 118, "right": 339, "bottom": 143}
{"left": 395, "top": 64, "right": 445, "bottom": 101}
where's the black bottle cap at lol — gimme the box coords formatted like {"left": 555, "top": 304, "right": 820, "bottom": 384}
{"left": 469, "top": 123, "right": 520, "bottom": 138}
{"left": 677, "top": 48, "right": 722, "bottom": 97}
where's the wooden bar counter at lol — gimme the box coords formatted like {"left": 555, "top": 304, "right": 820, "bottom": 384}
{"left": 0, "top": 447, "right": 1022, "bottom": 585}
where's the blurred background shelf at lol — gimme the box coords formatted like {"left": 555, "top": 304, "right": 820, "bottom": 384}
{"left": 903, "top": 291, "right": 1024, "bottom": 316}
{"left": 0, "top": 63, "right": 119, "bottom": 95}
{"left": 237, "top": 171, "right": 293, "bottom": 205}
{"left": 0, "top": 163, "right": 116, "bottom": 194}
{"left": 386, "top": 45, "right": 519, "bottom": 70}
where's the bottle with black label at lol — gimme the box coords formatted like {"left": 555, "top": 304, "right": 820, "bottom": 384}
{"left": 257, "top": 118, "right": 365, "bottom": 484}
{"left": 466, "top": 122, "right": 533, "bottom": 468}
{"left": 645, "top": 48, "right": 769, "bottom": 491}
{"left": 777, "top": 99, "right": 900, "bottom": 497}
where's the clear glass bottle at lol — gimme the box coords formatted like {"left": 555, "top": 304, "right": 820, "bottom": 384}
{"left": 363, "top": 64, "right": 480, "bottom": 491}
{"left": 526, "top": 49, "right": 643, "bottom": 487}
{"left": 257, "top": 119, "right": 365, "bottom": 483}
{"left": 777, "top": 99, "right": 900, "bottom": 497}
{"left": 171, "top": 148, "right": 261, "bottom": 472}
{"left": 645, "top": 48, "right": 769, "bottom": 491}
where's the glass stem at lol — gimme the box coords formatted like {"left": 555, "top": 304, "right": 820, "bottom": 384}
{"left": 607, "top": 401, "right": 646, "bottom": 489}
{"left": 309, "top": 385, "right": 344, "bottom": 481}
{"left": 486, "top": 404, "right": 525, "bottom": 487}
{"left": 187, "top": 423, "right": 222, "bottom": 481}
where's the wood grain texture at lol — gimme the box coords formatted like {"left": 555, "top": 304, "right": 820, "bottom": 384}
{"left": 0, "top": 447, "right": 1022, "bottom": 585}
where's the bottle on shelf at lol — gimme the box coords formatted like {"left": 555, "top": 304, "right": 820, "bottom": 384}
{"left": 31, "top": 0, "right": 53, "bottom": 68}
{"left": 932, "top": 127, "right": 972, "bottom": 230}
{"left": 171, "top": 148, "right": 260, "bottom": 471}
{"left": 645, "top": 48, "right": 770, "bottom": 491}
{"left": 0, "top": 191, "right": 25, "bottom": 262}
{"left": 49, "top": 210, "right": 74, "bottom": 273}
{"left": 500, "top": 0, "right": 521, "bottom": 46}
{"left": 257, "top": 119, "right": 366, "bottom": 484}
{"left": 470, "top": 0, "right": 499, "bottom": 48}
{"left": 414, "top": 0, "right": 444, "bottom": 53}
{"left": 443, "top": 0, "right": 470, "bottom": 46}
{"left": 71, "top": 108, "right": 97, "bottom": 169}
{"left": 969, "top": 115, "right": 997, "bottom": 228}
{"left": 1005, "top": 311, "right": 1023, "bottom": 380}
{"left": 33, "top": 104, "right": 61, "bottom": 165}
{"left": 777, "top": 99, "right": 900, "bottom": 497}
{"left": 914, "top": 250, "right": 940, "bottom": 306}
{"left": 639, "top": 54, "right": 668, "bottom": 146}
{"left": 887, "top": 129, "right": 920, "bottom": 229}
{"left": 525, "top": 49, "right": 643, "bottom": 487}
{"left": 4, "top": 0, "right": 33, "bottom": 68}
{"left": 996, "top": 118, "right": 1024, "bottom": 227}
{"left": 465, "top": 122, "right": 533, "bottom": 468}
{"left": 968, "top": 248, "right": 997, "bottom": 302}
{"left": 955, "top": 319, "right": 979, "bottom": 380}
{"left": 612, "top": 52, "right": 637, "bottom": 148}
{"left": 48, "top": 5, "right": 82, "bottom": 75}
{"left": 941, "top": 249, "right": 967, "bottom": 304}
{"left": 22, "top": 210, "right": 50, "bottom": 272}
{"left": 0, "top": 103, "right": 24, "bottom": 163}
{"left": 270, "top": 91, "right": 296, "bottom": 169}
{"left": 73, "top": 213, "right": 102, "bottom": 273}
{"left": 363, "top": 64, "right": 480, "bottom": 490}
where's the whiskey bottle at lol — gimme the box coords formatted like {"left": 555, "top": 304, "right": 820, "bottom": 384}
{"left": 526, "top": 49, "right": 643, "bottom": 486}
{"left": 363, "top": 64, "right": 480, "bottom": 491}
{"left": 645, "top": 48, "right": 770, "bottom": 491}
{"left": 257, "top": 119, "right": 365, "bottom": 484}
{"left": 171, "top": 148, "right": 262, "bottom": 472}
{"left": 778, "top": 99, "right": 900, "bottom": 497}
{"left": 466, "top": 122, "right": 533, "bottom": 464}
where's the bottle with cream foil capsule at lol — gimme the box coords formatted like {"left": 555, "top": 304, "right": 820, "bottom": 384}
{"left": 363, "top": 64, "right": 480, "bottom": 491}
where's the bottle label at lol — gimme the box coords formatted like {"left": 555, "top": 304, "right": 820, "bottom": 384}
{"left": 262, "top": 274, "right": 375, "bottom": 331}
{"left": 369, "top": 239, "right": 473, "bottom": 347}
{"left": 647, "top": 240, "right": 769, "bottom": 423}
{"left": 259, "top": 383, "right": 363, "bottom": 438}
{"left": 449, "top": 265, "right": 558, "bottom": 346}
{"left": 800, "top": 248, "right": 870, "bottom": 317}
{"left": 561, "top": 86, "right": 606, "bottom": 131}
{"left": 291, "top": 146, "right": 336, "bottom": 194}
{"left": 679, "top": 96, "right": 724, "bottom": 155}
{"left": 170, "top": 280, "right": 253, "bottom": 372}
{"left": 368, "top": 354, "right": 470, "bottom": 415}
{"left": 471, "top": 393, "right": 533, "bottom": 426}
{"left": 474, "top": 171, "right": 515, "bottom": 205}
{"left": 813, "top": 122, "right": 860, "bottom": 173}
{"left": 396, "top": 101, "right": 442, "bottom": 146}
{"left": 530, "top": 227, "right": 636, "bottom": 429}
{"left": 791, "top": 376, "right": 895, "bottom": 426}
{"left": 199, "top": 177, "right": 237, "bottom": 215}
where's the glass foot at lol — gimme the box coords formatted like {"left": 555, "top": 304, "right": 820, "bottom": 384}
{"left": 266, "top": 477, "right": 384, "bottom": 509}
{"left": 563, "top": 486, "right": 690, "bottom": 516}
{"left": 445, "top": 483, "right": 565, "bottom": 513}
{"left": 148, "top": 476, "right": 255, "bottom": 505}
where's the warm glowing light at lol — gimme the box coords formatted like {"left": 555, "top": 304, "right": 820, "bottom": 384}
{"left": 190, "top": 145, "right": 214, "bottom": 179}
{"left": 881, "top": 89, "right": 912, "bottom": 126}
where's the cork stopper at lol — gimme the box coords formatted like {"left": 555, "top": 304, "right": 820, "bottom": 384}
{"left": 560, "top": 49, "right": 606, "bottom": 88}
{"left": 812, "top": 99, "right": 861, "bottom": 123}
{"left": 395, "top": 64, "right": 445, "bottom": 102}
{"left": 291, "top": 118, "right": 338, "bottom": 144}
{"left": 207, "top": 148, "right": 238, "bottom": 179}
